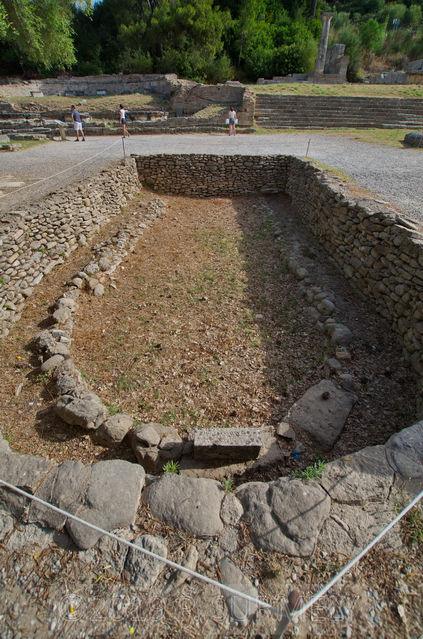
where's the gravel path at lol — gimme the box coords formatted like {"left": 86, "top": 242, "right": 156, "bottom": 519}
{"left": 0, "top": 133, "right": 422, "bottom": 220}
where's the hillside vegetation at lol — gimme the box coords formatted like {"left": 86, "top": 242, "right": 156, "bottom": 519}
{"left": 0, "top": 1, "right": 422, "bottom": 83}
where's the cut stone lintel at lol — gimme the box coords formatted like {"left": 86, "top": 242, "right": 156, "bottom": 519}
{"left": 193, "top": 427, "right": 262, "bottom": 462}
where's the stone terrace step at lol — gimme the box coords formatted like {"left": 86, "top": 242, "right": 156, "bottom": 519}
{"left": 254, "top": 95, "right": 423, "bottom": 129}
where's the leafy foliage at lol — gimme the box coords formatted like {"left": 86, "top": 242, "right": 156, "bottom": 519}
{"left": 0, "top": 0, "right": 421, "bottom": 82}
{"left": 291, "top": 459, "right": 325, "bottom": 481}
{"left": 0, "top": 0, "right": 91, "bottom": 73}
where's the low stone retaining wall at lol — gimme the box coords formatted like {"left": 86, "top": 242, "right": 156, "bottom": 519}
{"left": 135, "top": 153, "right": 423, "bottom": 387}
{"left": 135, "top": 154, "right": 289, "bottom": 197}
{"left": 0, "top": 159, "right": 140, "bottom": 338}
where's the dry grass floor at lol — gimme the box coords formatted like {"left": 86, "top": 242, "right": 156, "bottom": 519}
{"left": 0, "top": 191, "right": 422, "bottom": 638}
{"left": 0, "top": 192, "right": 418, "bottom": 479}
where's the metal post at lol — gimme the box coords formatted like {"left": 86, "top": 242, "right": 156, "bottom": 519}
{"left": 273, "top": 590, "right": 303, "bottom": 638}
{"left": 121, "top": 136, "right": 126, "bottom": 163}
{"left": 306, "top": 138, "right": 311, "bottom": 157}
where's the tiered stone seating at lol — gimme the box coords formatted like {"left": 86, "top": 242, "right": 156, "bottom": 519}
{"left": 255, "top": 94, "right": 423, "bottom": 129}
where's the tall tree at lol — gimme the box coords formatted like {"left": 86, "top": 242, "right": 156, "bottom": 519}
{"left": 0, "top": 0, "right": 91, "bottom": 73}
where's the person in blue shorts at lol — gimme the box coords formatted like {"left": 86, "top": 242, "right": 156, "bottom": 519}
{"left": 228, "top": 107, "right": 237, "bottom": 136}
{"left": 119, "top": 104, "right": 130, "bottom": 137}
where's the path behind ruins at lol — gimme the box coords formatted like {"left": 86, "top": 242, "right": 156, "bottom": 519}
{"left": 0, "top": 133, "right": 422, "bottom": 222}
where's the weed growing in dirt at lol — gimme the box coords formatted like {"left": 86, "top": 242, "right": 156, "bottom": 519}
{"left": 161, "top": 411, "right": 177, "bottom": 425}
{"left": 399, "top": 498, "right": 423, "bottom": 550}
{"left": 222, "top": 477, "right": 233, "bottom": 493}
{"left": 115, "top": 374, "right": 134, "bottom": 391}
{"left": 107, "top": 404, "right": 119, "bottom": 416}
{"left": 35, "top": 371, "right": 52, "bottom": 385}
{"left": 403, "top": 507, "right": 423, "bottom": 548}
{"left": 292, "top": 459, "right": 325, "bottom": 481}
{"left": 163, "top": 460, "right": 180, "bottom": 474}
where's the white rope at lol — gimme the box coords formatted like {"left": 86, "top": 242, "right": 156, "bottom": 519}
{"left": 295, "top": 487, "right": 423, "bottom": 618}
{"left": 0, "top": 137, "right": 123, "bottom": 199}
{"left": 0, "top": 478, "right": 421, "bottom": 627}
{"left": 0, "top": 478, "right": 284, "bottom": 616}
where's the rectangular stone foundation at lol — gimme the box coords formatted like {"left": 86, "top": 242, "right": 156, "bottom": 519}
{"left": 193, "top": 427, "right": 262, "bottom": 462}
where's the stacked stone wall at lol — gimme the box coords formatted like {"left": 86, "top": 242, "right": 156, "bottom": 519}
{"left": 135, "top": 154, "right": 288, "bottom": 197}
{"left": 0, "top": 159, "right": 140, "bottom": 338}
{"left": 135, "top": 153, "right": 423, "bottom": 380}
{"left": 284, "top": 158, "right": 423, "bottom": 376}
{"left": 2, "top": 152, "right": 423, "bottom": 382}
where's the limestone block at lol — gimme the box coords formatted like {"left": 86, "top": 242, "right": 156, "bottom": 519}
{"left": 193, "top": 427, "right": 262, "bottom": 462}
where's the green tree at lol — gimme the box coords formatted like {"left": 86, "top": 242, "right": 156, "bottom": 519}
{"left": 234, "top": 0, "right": 317, "bottom": 79}
{"left": 142, "top": 0, "right": 230, "bottom": 80}
{"left": 404, "top": 3, "right": 422, "bottom": 25}
{"left": 335, "top": 22, "right": 363, "bottom": 80}
{"left": 0, "top": 0, "right": 91, "bottom": 73}
{"left": 0, "top": 2, "right": 11, "bottom": 40}
{"left": 360, "top": 17, "right": 385, "bottom": 52}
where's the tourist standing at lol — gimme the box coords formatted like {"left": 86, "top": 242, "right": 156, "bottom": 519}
{"left": 71, "top": 105, "right": 85, "bottom": 142}
{"left": 119, "top": 104, "right": 130, "bottom": 137}
{"left": 228, "top": 107, "right": 237, "bottom": 136}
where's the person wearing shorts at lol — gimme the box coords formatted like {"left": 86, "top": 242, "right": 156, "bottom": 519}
{"left": 71, "top": 105, "right": 85, "bottom": 141}
{"left": 228, "top": 107, "right": 237, "bottom": 136}
{"left": 120, "top": 104, "right": 130, "bottom": 137}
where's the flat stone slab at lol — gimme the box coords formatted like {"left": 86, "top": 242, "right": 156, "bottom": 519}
{"left": 220, "top": 557, "right": 258, "bottom": 626}
{"left": 320, "top": 501, "right": 402, "bottom": 556}
{"left": 319, "top": 445, "right": 394, "bottom": 505}
{"left": 0, "top": 451, "right": 56, "bottom": 516}
{"left": 193, "top": 427, "right": 262, "bottom": 462}
{"left": 124, "top": 534, "right": 167, "bottom": 590}
{"left": 29, "top": 460, "right": 91, "bottom": 529}
{"left": 144, "top": 474, "right": 224, "bottom": 537}
{"left": 236, "top": 477, "right": 330, "bottom": 556}
{"left": 66, "top": 460, "right": 145, "bottom": 549}
{"left": 285, "top": 379, "right": 357, "bottom": 450}
{"left": 385, "top": 421, "right": 423, "bottom": 479}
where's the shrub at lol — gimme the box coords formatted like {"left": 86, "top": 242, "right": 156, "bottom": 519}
{"left": 203, "top": 54, "right": 233, "bottom": 83}
{"left": 337, "top": 23, "right": 363, "bottom": 81}
{"left": 360, "top": 18, "right": 386, "bottom": 54}
{"left": 77, "top": 61, "right": 102, "bottom": 76}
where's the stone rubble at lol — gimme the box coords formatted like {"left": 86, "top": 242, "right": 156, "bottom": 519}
{"left": 0, "top": 159, "right": 140, "bottom": 339}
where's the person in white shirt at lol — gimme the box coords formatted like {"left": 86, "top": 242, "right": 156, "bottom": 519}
{"left": 228, "top": 107, "right": 237, "bottom": 136}
{"left": 119, "top": 104, "right": 130, "bottom": 137}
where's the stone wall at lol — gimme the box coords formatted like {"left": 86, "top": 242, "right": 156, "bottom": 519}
{"left": 0, "top": 75, "right": 177, "bottom": 97}
{"left": 169, "top": 83, "right": 255, "bottom": 125}
{"left": 0, "top": 159, "right": 140, "bottom": 338}
{"left": 135, "top": 153, "right": 423, "bottom": 381}
{"left": 40, "top": 74, "right": 177, "bottom": 97}
{"left": 3, "top": 151, "right": 423, "bottom": 381}
{"left": 135, "top": 154, "right": 288, "bottom": 197}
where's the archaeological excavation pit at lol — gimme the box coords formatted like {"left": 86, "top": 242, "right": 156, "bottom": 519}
{"left": 1, "top": 154, "right": 422, "bottom": 480}
{"left": 1, "top": 154, "right": 423, "bottom": 638}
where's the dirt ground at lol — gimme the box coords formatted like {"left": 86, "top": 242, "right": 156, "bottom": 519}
{"left": 0, "top": 192, "right": 418, "bottom": 474}
{"left": 0, "top": 191, "right": 422, "bottom": 638}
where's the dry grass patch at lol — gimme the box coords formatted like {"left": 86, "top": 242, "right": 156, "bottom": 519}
{"left": 71, "top": 195, "right": 325, "bottom": 438}
{"left": 0, "top": 191, "right": 418, "bottom": 474}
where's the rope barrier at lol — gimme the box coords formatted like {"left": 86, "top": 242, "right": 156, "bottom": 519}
{"left": 0, "top": 478, "right": 285, "bottom": 617}
{"left": 295, "top": 486, "right": 423, "bottom": 618}
{"left": 0, "top": 137, "right": 123, "bottom": 200}
{"left": 0, "top": 476, "right": 422, "bottom": 633}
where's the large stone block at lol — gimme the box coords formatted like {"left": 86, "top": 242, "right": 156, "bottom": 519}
{"left": 193, "top": 427, "right": 262, "bottom": 462}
